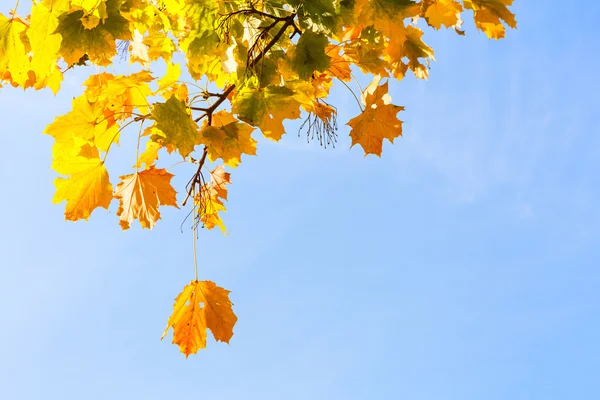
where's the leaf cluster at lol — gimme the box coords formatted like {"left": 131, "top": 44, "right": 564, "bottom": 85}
{"left": 1, "top": 0, "right": 516, "bottom": 356}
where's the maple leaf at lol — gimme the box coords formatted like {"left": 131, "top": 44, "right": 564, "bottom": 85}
{"left": 44, "top": 96, "right": 118, "bottom": 171}
{"left": 179, "top": 0, "right": 223, "bottom": 81}
{"left": 198, "top": 110, "right": 257, "bottom": 167}
{"left": 71, "top": 0, "right": 109, "bottom": 29}
{"left": 388, "top": 25, "right": 435, "bottom": 80}
{"left": 27, "top": 2, "right": 65, "bottom": 93}
{"left": 207, "top": 166, "right": 231, "bottom": 201}
{"left": 151, "top": 96, "right": 199, "bottom": 157}
{"left": 156, "top": 62, "right": 181, "bottom": 94}
{"left": 347, "top": 78, "right": 404, "bottom": 156}
{"left": 424, "top": 0, "right": 463, "bottom": 29}
{"left": 98, "top": 71, "right": 154, "bottom": 118}
{"left": 198, "top": 193, "right": 227, "bottom": 232}
{"left": 343, "top": 26, "right": 390, "bottom": 76}
{"left": 52, "top": 155, "right": 113, "bottom": 221}
{"left": 114, "top": 166, "right": 179, "bottom": 230}
{"left": 55, "top": 0, "right": 131, "bottom": 66}
{"left": 291, "top": 31, "right": 332, "bottom": 79}
{"left": 162, "top": 280, "right": 237, "bottom": 357}
{"left": 0, "top": 13, "right": 32, "bottom": 87}
{"left": 325, "top": 44, "right": 352, "bottom": 81}
{"left": 192, "top": 165, "right": 232, "bottom": 233}
{"left": 135, "top": 140, "right": 162, "bottom": 169}
{"left": 129, "top": 30, "right": 150, "bottom": 67}
{"left": 233, "top": 80, "right": 303, "bottom": 141}
{"left": 463, "top": 0, "right": 517, "bottom": 39}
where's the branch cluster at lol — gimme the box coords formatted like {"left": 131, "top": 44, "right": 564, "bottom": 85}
{"left": 183, "top": 9, "right": 301, "bottom": 207}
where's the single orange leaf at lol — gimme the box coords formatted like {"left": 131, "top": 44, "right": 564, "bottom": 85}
{"left": 347, "top": 79, "right": 404, "bottom": 156}
{"left": 114, "top": 166, "right": 178, "bottom": 230}
{"left": 162, "top": 280, "right": 237, "bottom": 357}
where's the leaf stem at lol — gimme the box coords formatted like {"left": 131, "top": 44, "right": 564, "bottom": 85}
{"left": 192, "top": 187, "right": 199, "bottom": 282}
{"left": 135, "top": 122, "right": 143, "bottom": 171}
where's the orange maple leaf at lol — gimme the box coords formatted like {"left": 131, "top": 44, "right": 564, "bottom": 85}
{"left": 464, "top": 0, "right": 517, "bottom": 39}
{"left": 347, "top": 78, "right": 404, "bottom": 156}
{"left": 424, "top": 0, "right": 464, "bottom": 30}
{"left": 114, "top": 166, "right": 179, "bottom": 230}
{"left": 162, "top": 280, "right": 237, "bottom": 357}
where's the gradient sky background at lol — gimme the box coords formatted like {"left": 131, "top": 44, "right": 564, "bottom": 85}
{"left": 1, "top": 1, "right": 599, "bottom": 399}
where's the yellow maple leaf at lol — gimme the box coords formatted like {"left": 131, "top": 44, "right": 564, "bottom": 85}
{"left": 92, "top": 71, "right": 154, "bottom": 119}
{"left": 193, "top": 165, "right": 231, "bottom": 233}
{"left": 199, "top": 111, "right": 257, "bottom": 167}
{"left": 325, "top": 44, "right": 352, "bottom": 81}
{"left": 134, "top": 140, "right": 162, "bottom": 169}
{"left": 463, "top": 0, "right": 517, "bottom": 39}
{"left": 83, "top": 72, "right": 115, "bottom": 102}
{"left": 162, "top": 280, "right": 237, "bottom": 357}
{"left": 198, "top": 194, "right": 227, "bottom": 232}
{"left": 156, "top": 62, "right": 181, "bottom": 94}
{"left": 144, "top": 31, "right": 176, "bottom": 62}
{"left": 44, "top": 96, "right": 118, "bottom": 171}
{"left": 27, "top": 2, "right": 64, "bottom": 93}
{"left": 114, "top": 166, "right": 179, "bottom": 230}
{"left": 52, "top": 156, "right": 113, "bottom": 221}
{"left": 387, "top": 25, "right": 435, "bottom": 80}
{"left": 0, "top": 13, "right": 32, "bottom": 87}
{"left": 347, "top": 79, "right": 404, "bottom": 156}
{"left": 71, "top": 0, "right": 108, "bottom": 29}
{"left": 424, "top": 0, "right": 463, "bottom": 29}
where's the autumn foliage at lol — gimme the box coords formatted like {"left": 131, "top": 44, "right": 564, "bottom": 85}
{"left": 1, "top": 0, "right": 516, "bottom": 356}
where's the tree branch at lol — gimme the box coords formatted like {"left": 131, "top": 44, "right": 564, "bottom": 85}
{"left": 184, "top": 12, "right": 299, "bottom": 207}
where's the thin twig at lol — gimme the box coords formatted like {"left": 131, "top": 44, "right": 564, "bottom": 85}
{"left": 182, "top": 147, "right": 209, "bottom": 207}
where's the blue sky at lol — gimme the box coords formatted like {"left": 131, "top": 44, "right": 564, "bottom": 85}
{"left": 1, "top": 1, "right": 599, "bottom": 399}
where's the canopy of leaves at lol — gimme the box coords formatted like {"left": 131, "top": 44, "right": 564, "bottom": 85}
{"left": 0, "top": 0, "right": 516, "bottom": 355}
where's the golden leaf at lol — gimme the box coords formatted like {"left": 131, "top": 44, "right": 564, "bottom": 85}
{"left": 198, "top": 111, "right": 257, "bottom": 167}
{"left": 325, "top": 44, "right": 352, "bottom": 81}
{"left": 134, "top": 140, "right": 162, "bottom": 169}
{"left": 52, "top": 156, "right": 113, "bottom": 221}
{"left": 95, "top": 71, "right": 154, "bottom": 119}
{"left": 114, "top": 166, "right": 178, "bottom": 230}
{"left": 27, "top": 2, "right": 64, "bottom": 93}
{"left": 347, "top": 79, "right": 404, "bottom": 156}
{"left": 193, "top": 165, "right": 231, "bottom": 233}
{"left": 463, "top": 0, "right": 517, "bottom": 39}
{"left": 44, "top": 96, "right": 117, "bottom": 171}
{"left": 424, "top": 0, "right": 463, "bottom": 29}
{"left": 156, "top": 62, "right": 181, "bottom": 94}
{"left": 207, "top": 166, "right": 231, "bottom": 201}
{"left": 0, "top": 13, "right": 31, "bottom": 87}
{"left": 162, "top": 280, "right": 237, "bottom": 357}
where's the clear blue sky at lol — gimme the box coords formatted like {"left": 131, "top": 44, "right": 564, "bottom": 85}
{"left": 1, "top": 1, "right": 599, "bottom": 399}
